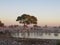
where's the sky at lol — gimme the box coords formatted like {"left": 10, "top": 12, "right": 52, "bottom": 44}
{"left": 0, "top": 0, "right": 60, "bottom": 26}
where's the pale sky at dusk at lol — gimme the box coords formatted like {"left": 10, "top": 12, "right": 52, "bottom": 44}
{"left": 0, "top": 0, "right": 60, "bottom": 26}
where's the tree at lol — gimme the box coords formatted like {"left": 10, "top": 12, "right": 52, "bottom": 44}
{"left": 16, "top": 14, "right": 37, "bottom": 37}
{"left": 0, "top": 21, "right": 4, "bottom": 27}
{"left": 16, "top": 14, "right": 37, "bottom": 26}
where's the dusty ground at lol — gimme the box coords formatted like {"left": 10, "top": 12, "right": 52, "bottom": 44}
{"left": 0, "top": 34, "right": 58, "bottom": 45}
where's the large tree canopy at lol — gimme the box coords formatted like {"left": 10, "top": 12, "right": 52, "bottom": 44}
{"left": 16, "top": 14, "right": 37, "bottom": 26}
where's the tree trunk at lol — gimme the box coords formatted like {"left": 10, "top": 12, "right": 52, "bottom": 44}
{"left": 22, "top": 23, "right": 25, "bottom": 38}
{"left": 27, "top": 29, "right": 30, "bottom": 38}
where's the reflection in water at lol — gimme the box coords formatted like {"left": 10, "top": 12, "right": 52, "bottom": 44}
{"left": 11, "top": 32, "right": 60, "bottom": 39}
